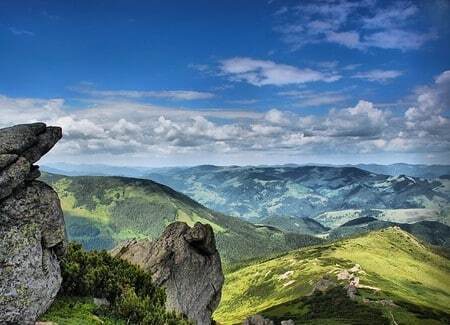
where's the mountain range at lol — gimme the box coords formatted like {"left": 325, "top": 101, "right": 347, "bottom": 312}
{"left": 38, "top": 168, "right": 450, "bottom": 324}
{"left": 144, "top": 165, "right": 450, "bottom": 222}
{"left": 40, "top": 173, "right": 322, "bottom": 264}
{"left": 43, "top": 162, "right": 450, "bottom": 179}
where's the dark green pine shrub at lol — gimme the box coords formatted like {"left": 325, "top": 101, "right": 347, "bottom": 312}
{"left": 59, "top": 243, "right": 191, "bottom": 324}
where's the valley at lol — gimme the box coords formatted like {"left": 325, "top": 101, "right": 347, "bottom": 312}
{"left": 40, "top": 173, "right": 322, "bottom": 264}
{"left": 39, "top": 166, "right": 450, "bottom": 324}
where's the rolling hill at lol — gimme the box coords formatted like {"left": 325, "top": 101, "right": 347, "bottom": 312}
{"left": 145, "top": 165, "right": 450, "bottom": 221}
{"left": 214, "top": 228, "right": 450, "bottom": 324}
{"left": 40, "top": 173, "right": 322, "bottom": 264}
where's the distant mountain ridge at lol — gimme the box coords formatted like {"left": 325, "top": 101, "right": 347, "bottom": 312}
{"left": 43, "top": 162, "right": 450, "bottom": 178}
{"left": 144, "top": 165, "right": 450, "bottom": 220}
{"left": 354, "top": 163, "right": 450, "bottom": 179}
{"left": 42, "top": 163, "right": 450, "bottom": 225}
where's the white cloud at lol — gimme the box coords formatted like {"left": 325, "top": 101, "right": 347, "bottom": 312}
{"left": 325, "top": 31, "right": 362, "bottom": 49}
{"left": 274, "top": 0, "right": 435, "bottom": 51}
{"left": 404, "top": 69, "right": 450, "bottom": 138}
{"left": 364, "top": 29, "right": 435, "bottom": 51}
{"left": 278, "top": 90, "right": 348, "bottom": 107}
{"left": 9, "top": 27, "right": 35, "bottom": 36}
{"left": 362, "top": 2, "right": 418, "bottom": 29}
{"left": 71, "top": 85, "right": 215, "bottom": 101}
{"left": 264, "top": 109, "right": 290, "bottom": 125}
{"left": 1, "top": 70, "right": 449, "bottom": 163}
{"left": 352, "top": 69, "right": 403, "bottom": 82}
{"left": 219, "top": 57, "right": 340, "bottom": 86}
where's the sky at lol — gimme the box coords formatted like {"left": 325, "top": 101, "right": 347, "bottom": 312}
{"left": 0, "top": 0, "right": 449, "bottom": 167}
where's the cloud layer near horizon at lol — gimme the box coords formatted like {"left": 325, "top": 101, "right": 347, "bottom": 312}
{"left": 0, "top": 70, "right": 449, "bottom": 164}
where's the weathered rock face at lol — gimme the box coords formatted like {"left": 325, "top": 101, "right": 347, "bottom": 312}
{"left": 112, "top": 222, "right": 224, "bottom": 325}
{"left": 0, "top": 123, "right": 66, "bottom": 324}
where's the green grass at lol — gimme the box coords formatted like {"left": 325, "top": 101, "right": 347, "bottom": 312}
{"left": 214, "top": 228, "right": 450, "bottom": 324}
{"left": 40, "top": 296, "right": 125, "bottom": 324}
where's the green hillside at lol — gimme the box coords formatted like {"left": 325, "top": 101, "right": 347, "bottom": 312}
{"left": 40, "top": 173, "right": 322, "bottom": 264}
{"left": 214, "top": 228, "right": 450, "bottom": 324}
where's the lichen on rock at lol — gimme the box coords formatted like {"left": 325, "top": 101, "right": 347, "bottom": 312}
{"left": 112, "top": 221, "right": 224, "bottom": 325}
{"left": 0, "top": 123, "right": 66, "bottom": 324}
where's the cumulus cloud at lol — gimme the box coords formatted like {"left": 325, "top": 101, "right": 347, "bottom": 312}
{"left": 219, "top": 57, "right": 340, "bottom": 86}
{"left": 404, "top": 69, "right": 450, "bottom": 138}
{"left": 274, "top": 0, "right": 436, "bottom": 51}
{"left": 0, "top": 70, "right": 449, "bottom": 162}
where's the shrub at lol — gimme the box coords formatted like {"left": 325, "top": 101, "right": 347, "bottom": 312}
{"left": 59, "top": 243, "right": 191, "bottom": 324}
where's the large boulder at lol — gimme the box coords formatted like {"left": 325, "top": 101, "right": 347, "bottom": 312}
{"left": 112, "top": 222, "right": 224, "bottom": 325}
{"left": 0, "top": 123, "right": 66, "bottom": 324}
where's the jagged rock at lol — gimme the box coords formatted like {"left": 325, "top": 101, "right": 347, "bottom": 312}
{"left": 312, "top": 277, "right": 335, "bottom": 293}
{"left": 0, "top": 156, "right": 31, "bottom": 200}
{"left": 0, "top": 123, "right": 66, "bottom": 324}
{"left": 0, "top": 123, "right": 47, "bottom": 154}
{"left": 243, "top": 315, "right": 274, "bottom": 325}
{"left": 112, "top": 222, "right": 224, "bottom": 325}
{"left": 0, "top": 154, "right": 18, "bottom": 169}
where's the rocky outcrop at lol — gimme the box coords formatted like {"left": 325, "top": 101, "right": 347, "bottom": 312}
{"left": 0, "top": 123, "right": 66, "bottom": 324}
{"left": 243, "top": 315, "right": 274, "bottom": 325}
{"left": 243, "top": 315, "right": 295, "bottom": 325}
{"left": 112, "top": 222, "right": 224, "bottom": 325}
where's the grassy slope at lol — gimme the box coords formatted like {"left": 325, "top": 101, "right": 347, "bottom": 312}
{"left": 214, "top": 228, "right": 450, "bottom": 324}
{"left": 40, "top": 297, "right": 125, "bottom": 325}
{"left": 40, "top": 173, "right": 322, "bottom": 264}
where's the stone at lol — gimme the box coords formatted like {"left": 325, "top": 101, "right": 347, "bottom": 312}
{"left": 0, "top": 154, "right": 18, "bottom": 169}
{"left": 281, "top": 320, "right": 295, "bottom": 325}
{"left": 0, "top": 123, "right": 62, "bottom": 200}
{"left": 0, "top": 157, "right": 31, "bottom": 200}
{"left": 0, "top": 123, "right": 46, "bottom": 154}
{"left": 0, "top": 181, "right": 66, "bottom": 249}
{"left": 94, "top": 297, "right": 111, "bottom": 308}
{"left": 112, "top": 222, "right": 224, "bottom": 325}
{"left": 22, "top": 127, "right": 62, "bottom": 164}
{"left": 0, "top": 123, "right": 66, "bottom": 324}
{"left": 26, "top": 165, "right": 41, "bottom": 181}
{"left": 0, "top": 223, "right": 62, "bottom": 324}
{"left": 312, "top": 277, "right": 335, "bottom": 293}
{"left": 243, "top": 315, "right": 274, "bottom": 325}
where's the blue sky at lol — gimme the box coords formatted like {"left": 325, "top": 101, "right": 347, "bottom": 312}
{"left": 1, "top": 0, "right": 449, "bottom": 166}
